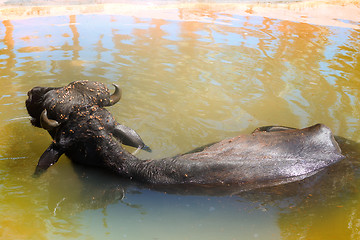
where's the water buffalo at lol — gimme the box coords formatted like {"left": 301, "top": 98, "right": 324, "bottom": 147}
{"left": 26, "top": 81, "right": 345, "bottom": 189}
{"left": 26, "top": 80, "right": 150, "bottom": 152}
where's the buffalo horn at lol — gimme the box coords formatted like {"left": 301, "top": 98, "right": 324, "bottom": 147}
{"left": 40, "top": 109, "right": 60, "bottom": 130}
{"left": 109, "top": 84, "right": 122, "bottom": 106}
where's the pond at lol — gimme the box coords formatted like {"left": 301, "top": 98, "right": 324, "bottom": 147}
{"left": 0, "top": 1, "right": 360, "bottom": 239}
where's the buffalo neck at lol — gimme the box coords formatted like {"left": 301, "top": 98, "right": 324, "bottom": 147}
{"left": 98, "top": 138, "right": 193, "bottom": 185}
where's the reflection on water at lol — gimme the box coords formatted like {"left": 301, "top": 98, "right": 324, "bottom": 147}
{"left": 0, "top": 2, "right": 360, "bottom": 239}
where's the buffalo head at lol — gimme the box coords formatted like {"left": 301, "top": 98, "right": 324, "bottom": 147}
{"left": 26, "top": 81, "right": 150, "bottom": 166}
{"left": 26, "top": 80, "right": 121, "bottom": 128}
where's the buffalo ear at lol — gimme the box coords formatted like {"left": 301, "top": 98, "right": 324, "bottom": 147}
{"left": 113, "top": 124, "right": 152, "bottom": 152}
{"left": 33, "top": 143, "right": 63, "bottom": 177}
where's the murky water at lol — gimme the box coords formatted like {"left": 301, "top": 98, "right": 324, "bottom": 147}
{"left": 0, "top": 1, "right": 360, "bottom": 239}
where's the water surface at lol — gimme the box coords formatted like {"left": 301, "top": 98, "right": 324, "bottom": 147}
{"left": 0, "top": 1, "right": 360, "bottom": 239}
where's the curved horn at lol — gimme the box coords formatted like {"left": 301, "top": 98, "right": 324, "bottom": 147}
{"left": 109, "top": 84, "right": 122, "bottom": 106}
{"left": 40, "top": 109, "right": 60, "bottom": 130}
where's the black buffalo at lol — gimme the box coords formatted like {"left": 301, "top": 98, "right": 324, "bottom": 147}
{"left": 26, "top": 81, "right": 345, "bottom": 189}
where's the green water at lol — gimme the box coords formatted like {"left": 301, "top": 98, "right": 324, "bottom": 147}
{"left": 0, "top": 2, "right": 360, "bottom": 239}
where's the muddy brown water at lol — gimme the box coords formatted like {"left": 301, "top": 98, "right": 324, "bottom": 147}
{"left": 0, "top": 1, "right": 360, "bottom": 239}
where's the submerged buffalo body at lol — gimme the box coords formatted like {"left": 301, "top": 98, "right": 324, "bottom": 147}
{"left": 26, "top": 81, "right": 345, "bottom": 189}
